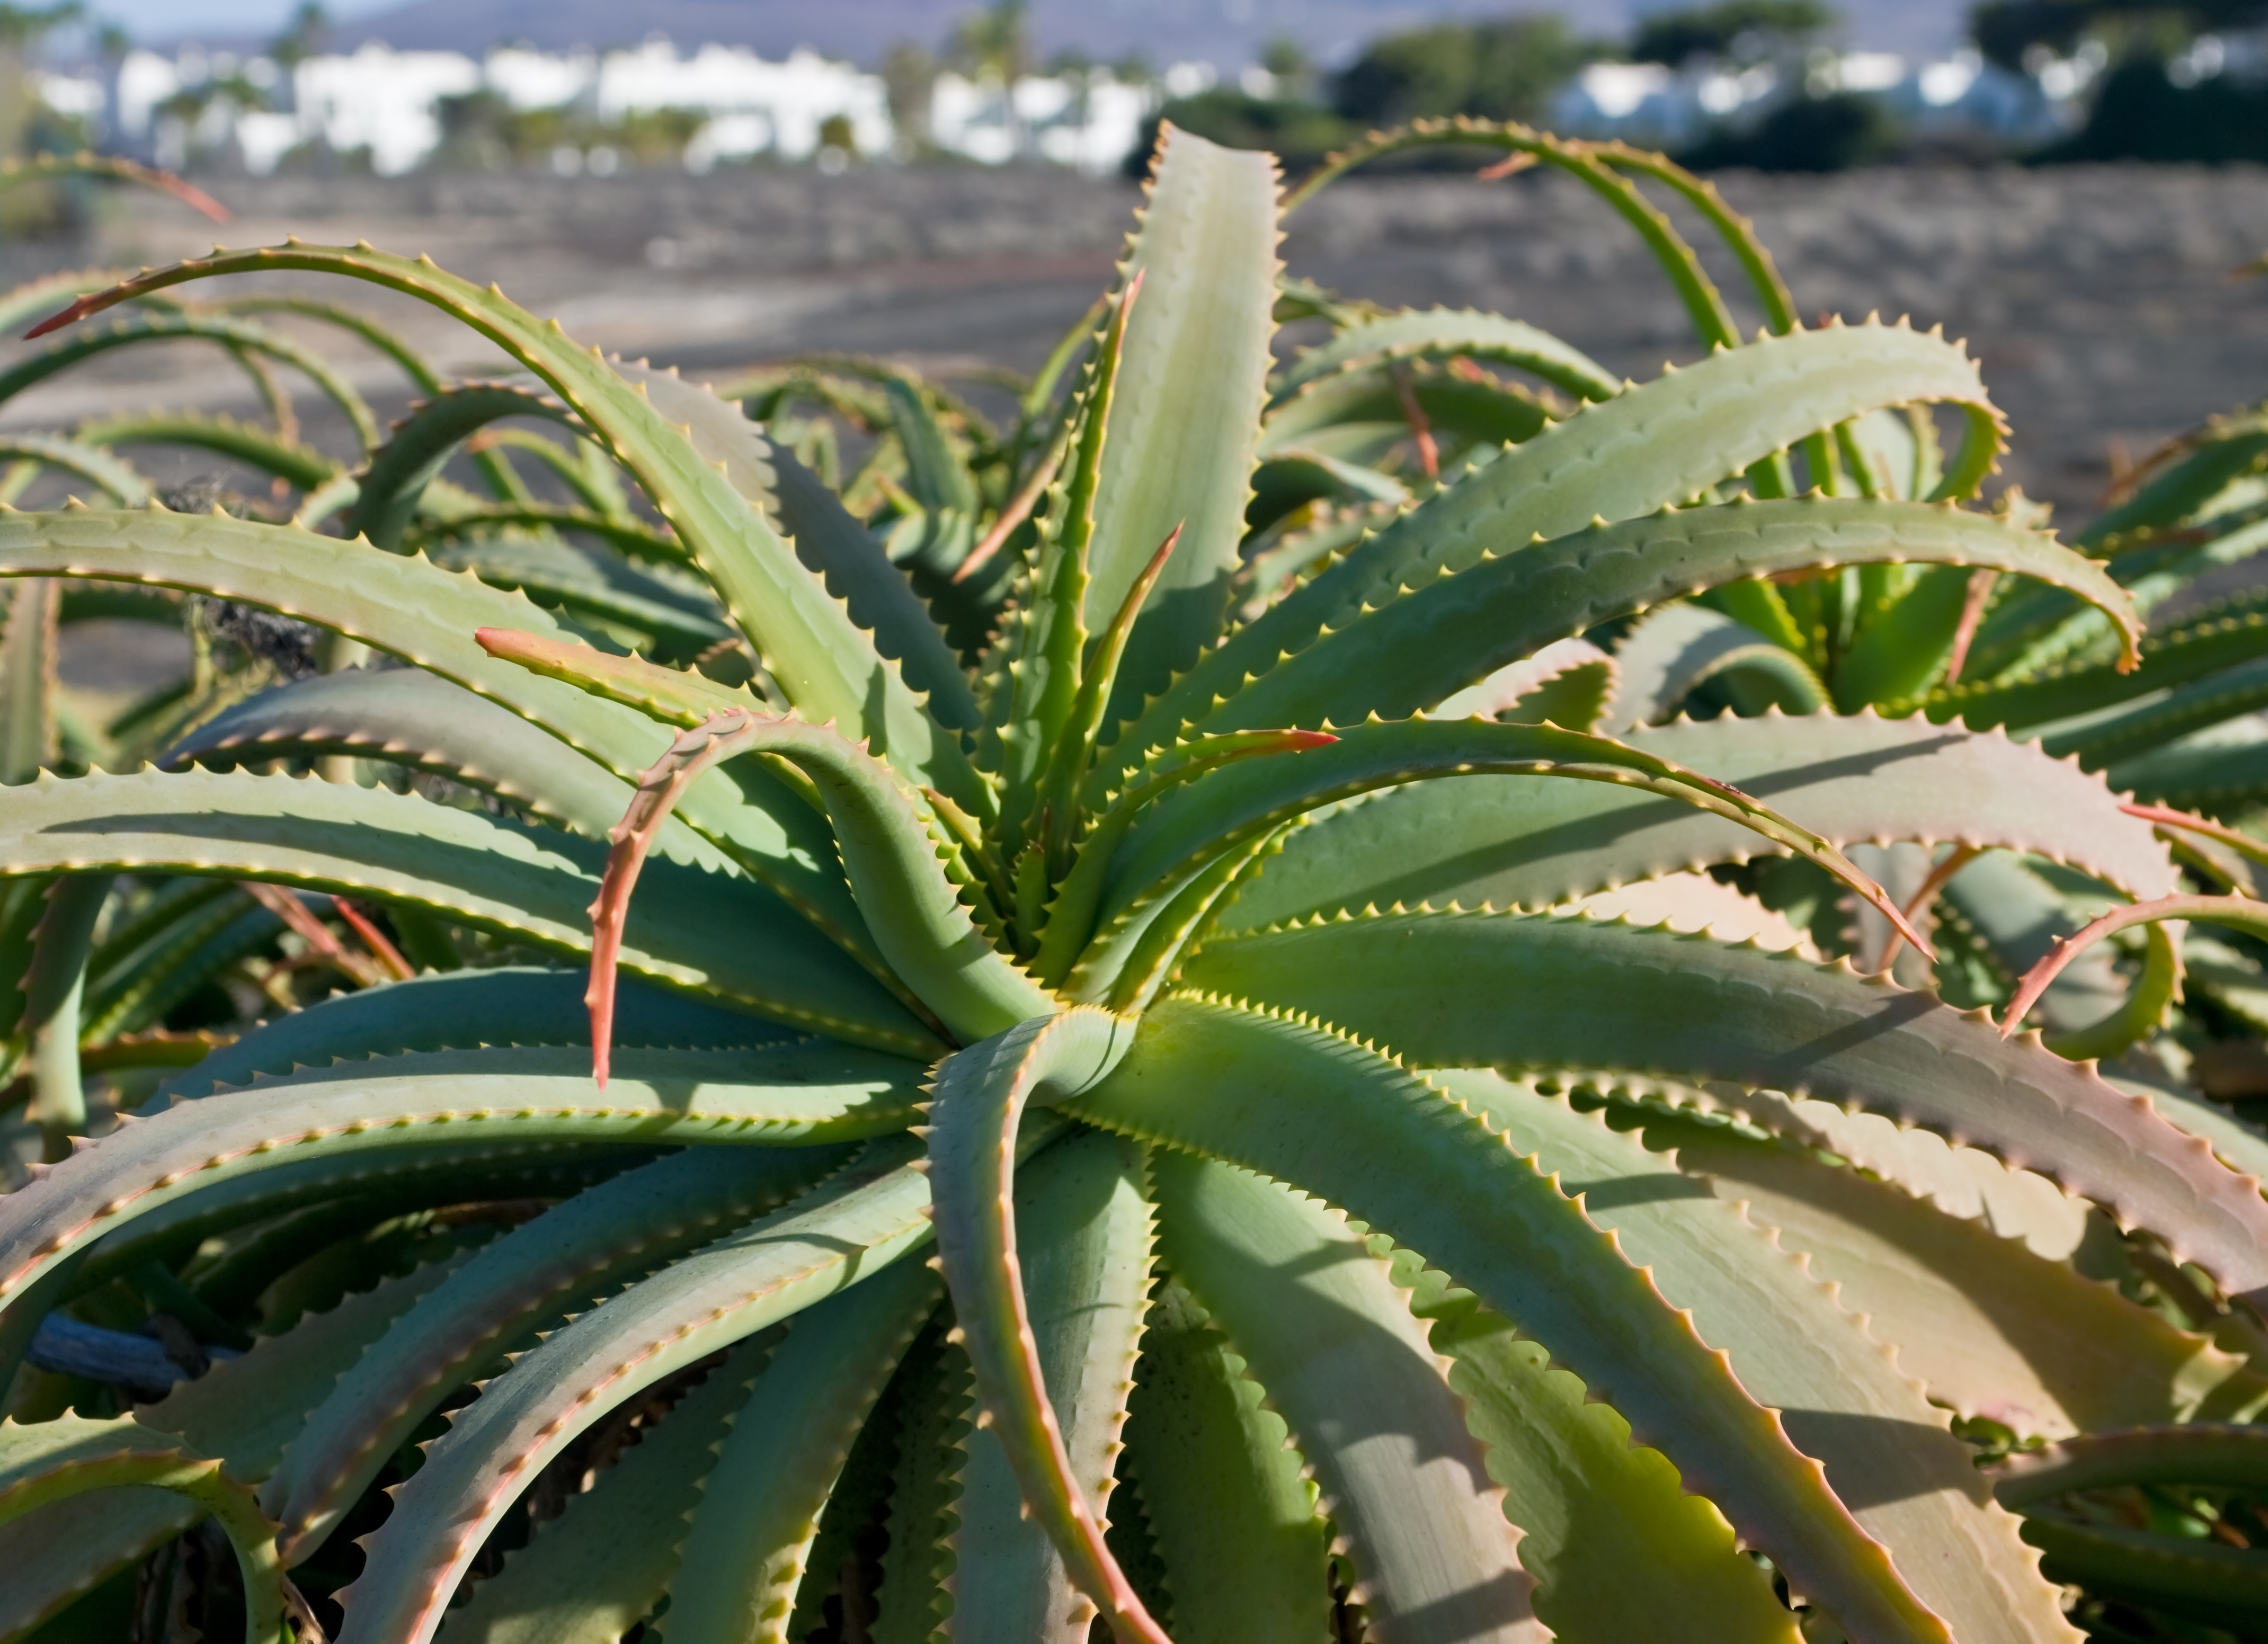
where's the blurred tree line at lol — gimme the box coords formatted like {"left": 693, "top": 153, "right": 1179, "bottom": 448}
{"left": 1140, "top": 0, "right": 2268, "bottom": 175}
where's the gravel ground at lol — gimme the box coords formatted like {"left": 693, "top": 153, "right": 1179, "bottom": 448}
{"left": 5, "top": 159, "right": 2267, "bottom": 523}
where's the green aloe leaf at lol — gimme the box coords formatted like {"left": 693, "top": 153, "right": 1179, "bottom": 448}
{"left": 335, "top": 1140, "right": 936, "bottom": 1644}
{"left": 1656, "top": 1110, "right": 2264, "bottom": 1435}
{"left": 652, "top": 1261, "right": 939, "bottom": 1644}
{"left": 921, "top": 1009, "right": 1159, "bottom": 1643}
{"left": 1200, "top": 497, "right": 2133, "bottom": 738}
{"left": 1089, "top": 128, "right": 1279, "bottom": 719}
{"left": 76, "top": 411, "right": 337, "bottom": 492}
{"left": 434, "top": 1334, "right": 771, "bottom": 1644}
{"left": 1099, "top": 320, "right": 2002, "bottom": 794}
{"left": 1180, "top": 910, "right": 2268, "bottom": 1315}
{"left": 1223, "top": 710, "right": 2178, "bottom": 934}
{"left": 1426, "top": 1070, "right": 2070, "bottom": 1643}
{"left": 0, "top": 1416, "right": 284, "bottom": 1644}
{"left": 1152, "top": 1154, "right": 1535, "bottom": 1641}
{"left": 0, "top": 578, "right": 58, "bottom": 785}
{"left": 343, "top": 383, "right": 578, "bottom": 550}
{"left": 1269, "top": 306, "right": 1618, "bottom": 405}
{"left": 940, "top": 1130, "right": 1154, "bottom": 1644}
{"left": 1599, "top": 604, "right": 1826, "bottom": 731}
{"left": 0, "top": 768, "right": 927, "bottom": 1051}
{"left": 0, "top": 436, "right": 150, "bottom": 504}
{"left": 1063, "top": 994, "right": 1950, "bottom": 1643}
{"left": 0, "top": 1039, "right": 924, "bottom": 1308}
{"left": 29, "top": 247, "right": 981, "bottom": 813}
{"left": 265, "top": 1145, "right": 848, "bottom": 1563}
{"left": 1118, "top": 1282, "right": 1329, "bottom": 1644}
{"left": 0, "top": 510, "right": 864, "bottom": 948}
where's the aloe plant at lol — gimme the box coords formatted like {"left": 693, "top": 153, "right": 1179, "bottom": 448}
{"left": 0, "top": 122, "right": 2263, "bottom": 1643}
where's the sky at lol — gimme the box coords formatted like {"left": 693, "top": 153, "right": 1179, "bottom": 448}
{"left": 72, "top": 0, "right": 1973, "bottom": 63}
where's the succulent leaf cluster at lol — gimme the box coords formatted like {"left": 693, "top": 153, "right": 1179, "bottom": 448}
{"left": 0, "top": 123, "right": 2264, "bottom": 1643}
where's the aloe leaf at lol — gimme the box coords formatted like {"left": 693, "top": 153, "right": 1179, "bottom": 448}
{"left": 1152, "top": 1154, "right": 1537, "bottom": 1641}
{"left": 655, "top": 1262, "right": 937, "bottom": 1644}
{"left": 607, "top": 361, "right": 979, "bottom": 734}
{"left": 426, "top": 533, "right": 733, "bottom": 657}
{"left": 266, "top": 1143, "right": 848, "bottom": 1562}
{"left": 0, "top": 768, "right": 927, "bottom": 1052}
{"left": 1408, "top": 1276, "right": 1800, "bottom": 1644}
{"left": 2001, "top": 892, "right": 2258, "bottom": 1039}
{"left": 0, "top": 153, "right": 228, "bottom": 220}
{"left": 1095, "top": 718, "right": 1924, "bottom": 970}
{"left": 1100, "top": 321, "right": 2004, "bottom": 791}
{"left": 18, "top": 873, "right": 108, "bottom": 1149}
{"left": 1658, "top": 1112, "right": 2262, "bottom": 1436}
{"left": 1271, "top": 306, "right": 1618, "bottom": 405}
{"left": 869, "top": 1327, "right": 959, "bottom": 1644}
{"left": 1599, "top": 603, "right": 1826, "bottom": 732}
{"left": 0, "top": 1039, "right": 924, "bottom": 1309}
{"left": 27, "top": 248, "right": 981, "bottom": 814}
{"left": 1937, "top": 851, "right": 2130, "bottom": 1037}
{"left": 165, "top": 668, "right": 696, "bottom": 853}
{"left": 163, "top": 967, "right": 782, "bottom": 1103}
{"left": 77, "top": 411, "right": 339, "bottom": 492}
{"left": 1064, "top": 995, "right": 1950, "bottom": 1643}
{"left": 921, "top": 1009, "right": 1158, "bottom": 1642}
{"left": 1181, "top": 910, "right": 2268, "bottom": 1316}
{"left": 942, "top": 1129, "right": 1155, "bottom": 1644}
{"left": 434, "top": 1334, "right": 769, "bottom": 1644}
{"left": 0, "top": 511, "right": 864, "bottom": 948}
{"left": 4, "top": 309, "right": 376, "bottom": 450}
{"left": 2077, "top": 414, "right": 2268, "bottom": 551}
{"left": 1119, "top": 1282, "right": 1329, "bottom": 1644}
{"left": 1207, "top": 497, "right": 2134, "bottom": 737}
{"left": 1257, "top": 369, "right": 1551, "bottom": 469}
{"left": 0, "top": 578, "right": 58, "bottom": 784}
{"left": 2037, "top": 655, "right": 2268, "bottom": 769}
{"left": 1223, "top": 710, "right": 2178, "bottom": 934}
{"left": 1926, "top": 587, "right": 2268, "bottom": 732}
{"left": 0, "top": 1415, "right": 283, "bottom": 1643}
{"left": 0, "top": 1490, "right": 194, "bottom": 1639}
{"left": 344, "top": 383, "right": 579, "bottom": 550}
{"left": 0, "top": 435, "right": 149, "bottom": 504}
{"left": 1428, "top": 1070, "right": 2071, "bottom": 1643}
{"left": 2106, "top": 719, "right": 2268, "bottom": 816}
{"left": 589, "top": 711, "right": 1044, "bottom": 1060}
{"left": 335, "top": 1140, "right": 937, "bottom": 1644}
{"left": 1089, "top": 128, "right": 1279, "bottom": 719}
{"left": 995, "top": 271, "right": 1142, "bottom": 863}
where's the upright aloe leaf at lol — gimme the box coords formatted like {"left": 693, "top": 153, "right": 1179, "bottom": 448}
{"left": 1088, "top": 127, "right": 1279, "bottom": 721}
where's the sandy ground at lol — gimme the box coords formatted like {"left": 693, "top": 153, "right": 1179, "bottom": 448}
{"left": 5, "top": 158, "right": 2266, "bottom": 521}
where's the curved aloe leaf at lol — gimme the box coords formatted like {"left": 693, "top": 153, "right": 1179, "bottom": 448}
{"left": 1271, "top": 306, "right": 1618, "bottom": 405}
{"left": 0, "top": 436, "right": 149, "bottom": 504}
{"left": 0, "top": 768, "right": 927, "bottom": 1052}
{"left": 1100, "top": 321, "right": 2004, "bottom": 791}
{"left": 0, "top": 577, "right": 58, "bottom": 784}
{"left": 1224, "top": 710, "right": 2178, "bottom": 933}
{"left": 941, "top": 1130, "right": 1154, "bottom": 1644}
{"left": 1180, "top": 912, "right": 2268, "bottom": 1315}
{"left": 1659, "top": 1112, "right": 2262, "bottom": 1435}
{"left": 0, "top": 1416, "right": 282, "bottom": 1644}
{"left": 26, "top": 245, "right": 982, "bottom": 813}
{"left": 2038, "top": 655, "right": 2268, "bottom": 769}
{"left": 76, "top": 411, "right": 337, "bottom": 492}
{"left": 159, "top": 967, "right": 782, "bottom": 1103}
{"left": 266, "top": 1143, "right": 848, "bottom": 1561}
{"left": 1407, "top": 1273, "right": 1801, "bottom": 1644}
{"left": 1089, "top": 128, "right": 1279, "bottom": 719}
{"left": 1205, "top": 497, "right": 2134, "bottom": 737}
{"left": 1087, "top": 718, "right": 1925, "bottom": 987}
{"left": 1064, "top": 994, "right": 1952, "bottom": 1644}
{"left": 1119, "top": 1282, "right": 1330, "bottom": 1644}
{"left": 1428, "top": 1070, "right": 2071, "bottom": 1643}
{"left": 0, "top": 153, "right": 227, "bottom": 220}
{"left": 433, "top": 1334, "right": 769, "bottom": 1644}
{"left": 345, "top": 382, "right": 577, "bottom": 549}
{"left": 0, "top": 509, "right": 865, "bottom": 949}
{"left": 1, "top": 310, "right": 376, "bottom": 450}
{"left": 0, "top": 1039, "right": 924, "bottom": 1308}
{"left": 1600, "top": 603, "right": 1828, "bottom": 732}
{"left": 334, "top": 1140, "right": 937, "bottom": 1644}
{"left": 589, "top": 710, "right": 1045, "bottom": 1061}
{"left": 1152, "top": 1155, "right": 1538, "bottom": 1641}
{"left": 921, "top": 1008, "right": 1159, "bottom": 1643}
{"left": 165, "top": 668, "right": 690, "bottom": 852}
